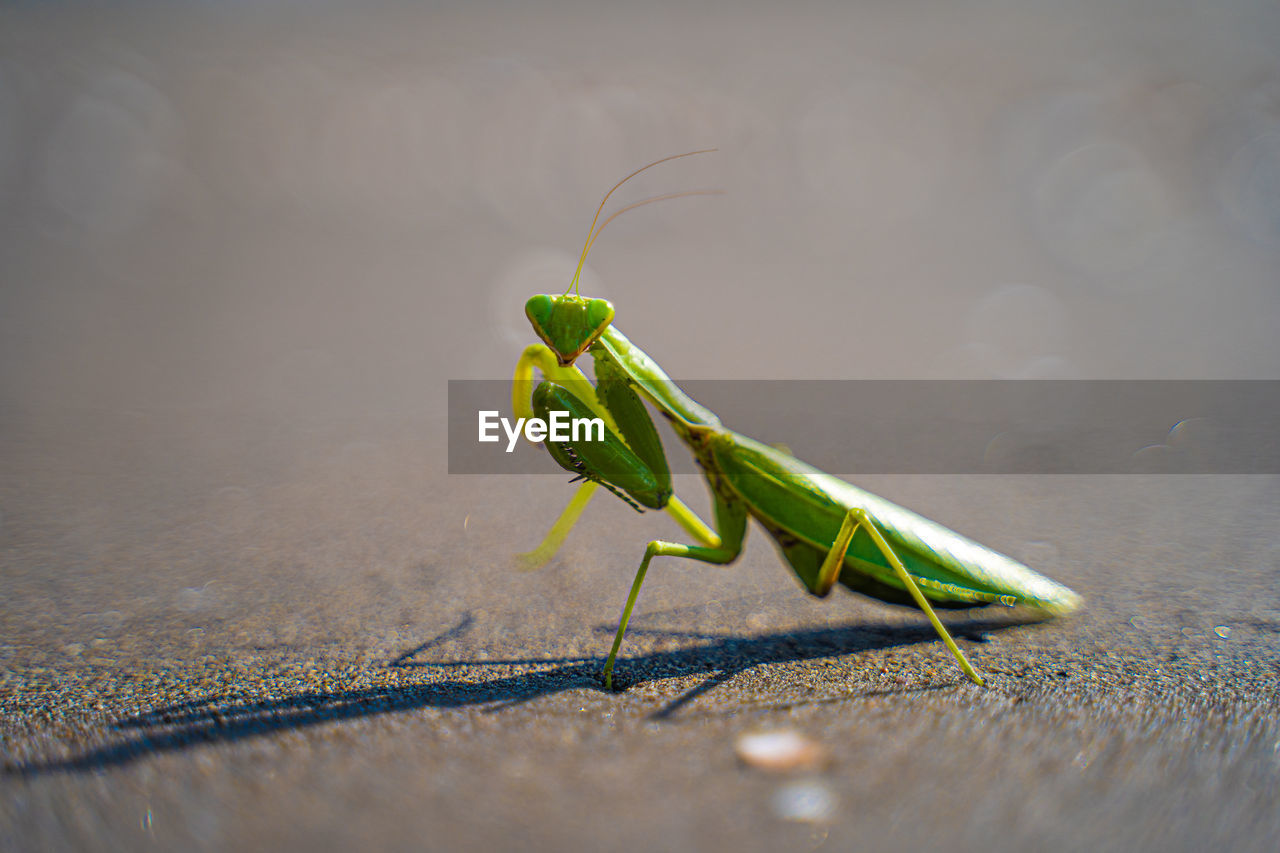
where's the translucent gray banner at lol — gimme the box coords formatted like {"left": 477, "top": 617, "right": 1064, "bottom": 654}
{"left": 449, "top": 380, "right": 1280, "bottom": 474}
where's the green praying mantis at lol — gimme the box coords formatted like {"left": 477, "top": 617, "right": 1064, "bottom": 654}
{"left": 511, "top": 150, "right": 1082, "bottom": 689}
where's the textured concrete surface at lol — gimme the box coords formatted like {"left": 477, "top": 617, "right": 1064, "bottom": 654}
{"left": 2, "top": 3, "right": 1279, "bottom": 851}
{"left": 3, "top": 419, "right": 1278, "bottom": 850}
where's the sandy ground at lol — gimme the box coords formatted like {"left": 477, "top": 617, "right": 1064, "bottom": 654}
{"left": 2, "top": 413, "right": 1278, "bottom": 851}
{"left": 2, "top": 2, "right": 1279, "bottom": 850}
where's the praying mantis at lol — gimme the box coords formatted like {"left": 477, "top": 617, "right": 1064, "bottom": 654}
{"left": 511, "top": 151, "right": 1082, "bottom": 689}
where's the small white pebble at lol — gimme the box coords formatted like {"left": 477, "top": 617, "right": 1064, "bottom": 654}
{"left": 735, "top": 730, "right": 828, "bottom": 772}
{"left": 771, "top": 780, "right": 837, "bottom": 823}
{"left": 1214, "top": 626, "right": 1231, "bottom": 639}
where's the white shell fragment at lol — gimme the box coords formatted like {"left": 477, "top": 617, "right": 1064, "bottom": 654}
{"left": 734, "top": 730, "right": 828, "bottom": 772}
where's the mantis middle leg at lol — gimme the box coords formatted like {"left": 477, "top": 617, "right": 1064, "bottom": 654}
{"left": 603, "top": 493, "right": 748, "bottom": 689}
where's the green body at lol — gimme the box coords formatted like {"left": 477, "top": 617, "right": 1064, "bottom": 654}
{"left": 516, "top": 293, "right": 1081, "bottom": 687}
{"left": 704, "top": 428, "right": 1074, "bottom": 610}
{"left": 589, "top": 323, "right": 1078, "bottom": 612}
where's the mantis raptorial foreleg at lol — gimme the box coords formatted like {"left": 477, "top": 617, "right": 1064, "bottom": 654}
{"left": 816, "top": 508, "right": 985, "bottom": 686}
{"left": 519, "top": 487, "right": 722, "bottom": 571}
{"left": 514, "top": 341, "right": 723, "bottom": 572}
{"left": 513, "top": 344, "right": 615, "bottom": 428}
{"left": 518, "top": 481, "right": 601, "bottom": 570}
{"left": 513, "top": 345, "right": 611, "bottom": 571}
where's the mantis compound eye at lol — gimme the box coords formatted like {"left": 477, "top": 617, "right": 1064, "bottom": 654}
{"left": 586, "top": 298, "right": 613, "bottom": 333}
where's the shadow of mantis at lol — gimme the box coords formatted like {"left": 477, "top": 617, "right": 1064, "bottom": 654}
{"left": 9, "top": 610, "right": 1038, "bottom": 776}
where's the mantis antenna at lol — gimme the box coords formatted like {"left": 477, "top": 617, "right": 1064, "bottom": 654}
{"left": 566, "top": 148, "right": 720, "bottom": 296}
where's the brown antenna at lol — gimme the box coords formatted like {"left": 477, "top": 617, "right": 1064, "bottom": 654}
{"left": 566, "top": 149, "right": 718, "bottom": 295}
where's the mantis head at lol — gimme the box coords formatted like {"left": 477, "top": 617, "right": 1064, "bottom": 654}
{"left": 525, "top": 293, "right": 614, "bottom": 366}
{"left": 524, "top": 149, "right": 719, "bottom": 366}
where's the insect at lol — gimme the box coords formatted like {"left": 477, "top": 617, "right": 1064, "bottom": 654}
{"left": 512, "top": 151, "right": 1082, "bottom": 689}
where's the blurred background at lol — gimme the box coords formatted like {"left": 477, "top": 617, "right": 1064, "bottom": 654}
{"left": 4, "top": 0, "right": 1280, "bottom": 667}
{"left": 2, "top": 0, "right": 1278, "bottom": 656}
{"left": 3, "top": 2, "right": 1279, "bottom": 411}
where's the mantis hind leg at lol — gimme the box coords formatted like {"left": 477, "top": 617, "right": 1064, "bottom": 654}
{"left": 816, "top": 508, "right": 986, "bottom": 687}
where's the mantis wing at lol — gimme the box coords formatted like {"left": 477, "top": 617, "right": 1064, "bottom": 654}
{"left": 708, "top": 431, "right": 1083, "bottom": 614}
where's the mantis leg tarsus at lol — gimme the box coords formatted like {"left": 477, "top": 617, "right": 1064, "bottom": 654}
{"left": 816, "top": 508, "right": 986, "bottom": 687}
{"left": 517, "top": 481, "right": 600, "bottom": 571}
